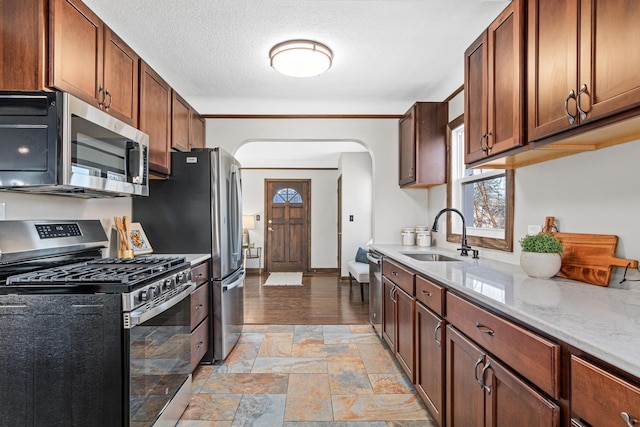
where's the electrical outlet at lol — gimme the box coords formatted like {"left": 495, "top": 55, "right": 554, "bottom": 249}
{"left": 0, "top": 203, "right": 5, "bottom": 220}
{"left": 528, "top": 224, "right": 540, "bottom": 235}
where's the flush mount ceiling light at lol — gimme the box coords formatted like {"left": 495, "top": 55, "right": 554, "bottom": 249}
{"left": 269, "top": 40, "right": 333, "bottom": 77}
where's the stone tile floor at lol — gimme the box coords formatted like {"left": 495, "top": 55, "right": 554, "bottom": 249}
{"left": 178, "top": 324, "right": 437, "bottom": 427}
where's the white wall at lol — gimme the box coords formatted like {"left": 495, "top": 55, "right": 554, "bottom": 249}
{"left": 241, "top": 168, "right": 339, "bottom": 270}
{"left": 0, "top": 192, "right": 131, "bottom": 251}
{"left": 429, "top": 90, "right": 640, "bottom": 279}
{"left": 339, "top": 152, "right": 373, "bottom": 275}
{"left": 206, "top": 118, "right": 428, "bottom": 245}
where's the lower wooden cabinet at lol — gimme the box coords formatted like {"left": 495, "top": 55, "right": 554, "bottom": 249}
{"left": 382, "top": 272, "right": 415, "bottom": 382}
{"left": 382, "top": 276, "right": 396, "bottom": 349}
{"left": 446, "top": 326, "right": 560, "bottom": 427}
{"left": 570, "top": 355, "right": 640, "bottom": 427}
{"left": 190, "top": 261, "right": 210, "bottom": 371}
{"left": 415, "top": 301, "right": 446, "bottom": 426}
{"left": 395, "top": 285, "right": 415, "bottom": 381}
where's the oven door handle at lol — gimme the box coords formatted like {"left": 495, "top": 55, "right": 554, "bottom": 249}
{"left": 125, "top": 283, "right": 196, "bottom": 329}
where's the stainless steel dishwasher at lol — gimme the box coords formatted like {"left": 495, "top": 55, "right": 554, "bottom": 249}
{"left": 367, "top": 251, "right": 383, "bottom": 338}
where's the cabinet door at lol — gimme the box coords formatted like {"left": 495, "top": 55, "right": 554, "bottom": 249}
{"left": 191, "top": 114, "right": 206, "bottom": 149}
{"left": 464, "top": 31, "right": 488, "bottom": 164}
{"left": 416, "top": 302, "right": 445, "bottom": 427}
{"left": 486, "top": 0, "right": 524, "bottom": 156}
{"left": 485, "top": 355, "right": 560, "bottom": 427}
{"left": 395, "top": 286, "right": 415, "bottom": 382}
{"left": 50, "top": 0, "right": 104, "bottom": 107}
{"left": 103, "top": 27, "right": 138, "bottom": 126}
{"left": 0, "top": 0, "right": 47, "bottom": 90}
{"left": 171, "top": 91, "right": 192, "bottom": 152}
{"left": 139, "top": 61, "right": 172, "bottom": 176}
{"left": 527, "top": 0, "right": 579, "bottom": 141}
{"left": 579, "top": 0, "right": 640, "bottom": 123}
{"left": 571, "top": 355, "right": 640, "bottom": 427}
{"left": 399, "top": 107, "right": 416, "bottom": 186}
{"left": 446, "top": 326, "right": 485, "bottom": 427}
{"left": 382, "top": 276, "right": 396, "bottom": 349}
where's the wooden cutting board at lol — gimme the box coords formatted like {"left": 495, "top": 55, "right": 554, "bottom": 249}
{"left": 553, "top": 232, "right": 638, "bottom": 287}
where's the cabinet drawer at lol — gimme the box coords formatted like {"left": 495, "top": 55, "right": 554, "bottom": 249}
{"left": 415, "top": 275, "right": 445, "bottom": 316}
{"left": 447, "top": 292, "right": 560, "bottom": 399}
{"left": 190, "top": 317, "right": 209, "bottom": 371}
{"left": 571, "top": 355, "right": 640, "bottom": 427}
{"left": 382, "top": 258, "right": 415, "bottom": 295}
{"left": 190, "top": 283, "right": 209, "bottom": 330}
{"left": 191, "top": 262, "right": 209, "bottom": 286}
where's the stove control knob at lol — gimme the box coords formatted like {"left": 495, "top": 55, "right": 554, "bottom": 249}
{"left": 138, "top": 289, "right": 149, "bottom": 302}
{"left": 164, "top": 277, "right": 174, "bottom": 290}
{"left": 185, "top": 270, "right": 193, "bottom": 282}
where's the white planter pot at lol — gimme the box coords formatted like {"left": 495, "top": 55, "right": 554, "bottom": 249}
{"left": 520, "top": 252, "right": 562, "bottom": 279}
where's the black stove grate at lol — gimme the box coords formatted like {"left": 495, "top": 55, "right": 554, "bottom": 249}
{"left": 5, "top": 256, "right": 187, "bottom": 286}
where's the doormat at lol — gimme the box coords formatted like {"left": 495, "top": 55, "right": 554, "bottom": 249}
{"left": 263, "top": 272, "right": 303, "bottom": 286}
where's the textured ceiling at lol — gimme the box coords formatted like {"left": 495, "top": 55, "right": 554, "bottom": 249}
{"left": 82, "top": 0, "right": 510, "bottom": 115}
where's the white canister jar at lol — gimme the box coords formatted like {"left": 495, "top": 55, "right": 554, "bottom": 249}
{"left": 401, "top": 227, "right": 416, "bottom": 245}
{"left": 416, "top": 231, "right": 431, "bottom": 247}
{"left": 415, "top": 225, "right": 429, "bottom": 233}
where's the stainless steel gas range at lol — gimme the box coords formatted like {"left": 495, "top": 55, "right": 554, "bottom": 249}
{"left": 0, "top": 220, "right": 194, "bottom": 427}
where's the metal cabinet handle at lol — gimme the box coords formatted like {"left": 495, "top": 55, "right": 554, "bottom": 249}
{"left": 195, "top": 304, "right": 203, "bottom": 310}
{"left": 475, "top": 321, "right": 495, "bottom": 336}
{"left": 390, "top": 287, "right": 397, "bottom": 303}
{"left": 481, "top": 360, "right": 492, "bottom": 394}
{"left": 421, "top": 290, "right": 432, "bottom": 297}
{"left": 195, "top": 341, "right": 204, "bottom": 349}
{"left": 576, "top": 83, "right": 588, "bottom": 120}
{"left": 485, "top": 131, "right": 493, "bottom": 154}
{"left": 391, "top": 271, "right": 398, "bottom": 277}
{"left": 570, "top": 419, "right": 588, "bottom": 427}
{"left": 480, "top": 134, "right": 488, "bottom": 154}
{"left": 474, "top": 356, "right": 484, "bottom": 387}
{"left": 565, "top": 90, "right": 577, "bottom": 124}
{"left": 433, "top": 320, "right": 442, "bottom": 347}
{"left": 622, "top": 412, "right": 638, "bottom": 427}
{"left": 105, "top": 90, "right": 113, "bottom": 111}
{"left": 98, "top": 85, "right": 106, "bottom": 108}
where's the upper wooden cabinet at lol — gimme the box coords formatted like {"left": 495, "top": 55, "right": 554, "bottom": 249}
{"left": 172, "top": 91, "right": 206, "bottom": 151}
{"left": 102, "top": 27, "right": 139, "bottom": 126}
{"left": 171, "top": 91, "right": 192, "bottom": 152}
{"left": 139, "top": 61, "right": 172, "bottom": 176}
{"left": 51, "top": 0, "right": 139, "bottom": 125}
{"left": 464, "top": 0, "right": 525, "bottom": 165}
{"left": 0, "top": 0, "right": 139, "bottom": 126}
{"left": 528, "top": 0, "right": 640, "bottom": 141}
{"left": 399, "top": 102, "right": 447, "bottom": 188}
{"left": 191, "top": 114, "right": 206, "bottom": 150}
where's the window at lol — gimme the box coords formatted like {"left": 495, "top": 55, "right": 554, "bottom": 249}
{"left": 272, "top": 187, "right": 302, "bottom": 204}
{"left": 446, "top": 115, "right": 514, "bottom": 251}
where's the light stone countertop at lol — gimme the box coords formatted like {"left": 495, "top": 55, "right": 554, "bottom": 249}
{"left": 371, "top": 244, "right": 640, "bottom": 380}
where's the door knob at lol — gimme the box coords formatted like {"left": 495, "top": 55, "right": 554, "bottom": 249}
{"left": 268, "top": 227, "right": 274, "bottom": 231}
{"left": 268, "top": 219, "right": 272, "bottom": 224}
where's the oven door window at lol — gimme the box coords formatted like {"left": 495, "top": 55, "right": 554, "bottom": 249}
{"left": 128, "top": 296, "right": 191, "bottom": 426}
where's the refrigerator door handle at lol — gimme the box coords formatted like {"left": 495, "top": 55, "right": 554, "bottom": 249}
{"left": 223, "top": 271, "right": 246, "bottom": 291}
{"left": 229, "top": 164, "right": 243, "bottom": 263}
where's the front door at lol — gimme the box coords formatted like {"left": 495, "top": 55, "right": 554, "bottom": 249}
{"left": 265, "top": 179, "right": 310, "bottom": 272}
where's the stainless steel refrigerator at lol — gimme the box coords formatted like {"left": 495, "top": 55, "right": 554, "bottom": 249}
{"left": 133, "top": 147, "right": 244, "bottom": 361}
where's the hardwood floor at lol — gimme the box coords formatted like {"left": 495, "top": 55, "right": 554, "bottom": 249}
{"left": 244, "top": 272, "right": 370, "bottom": 324}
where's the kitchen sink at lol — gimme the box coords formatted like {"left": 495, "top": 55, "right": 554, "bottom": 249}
{"left": 401, "top": 253, "right": 460, "bottom": 262}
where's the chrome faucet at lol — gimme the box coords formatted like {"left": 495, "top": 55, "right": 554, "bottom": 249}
{"left": 431, "top": 208, "right": 479, "bottom": 258}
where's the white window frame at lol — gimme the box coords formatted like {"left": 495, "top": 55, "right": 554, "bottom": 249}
{"left": 446, "top": 115, "right": 514, "bottom": 252}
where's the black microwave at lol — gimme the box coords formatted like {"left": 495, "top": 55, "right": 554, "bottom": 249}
{"left": 0, "top": 91, "right": 149, "bottom": 197}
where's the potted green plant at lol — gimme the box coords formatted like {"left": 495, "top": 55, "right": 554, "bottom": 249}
{"left": 519, "top": 233, "right": 564, "bottom": 279}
